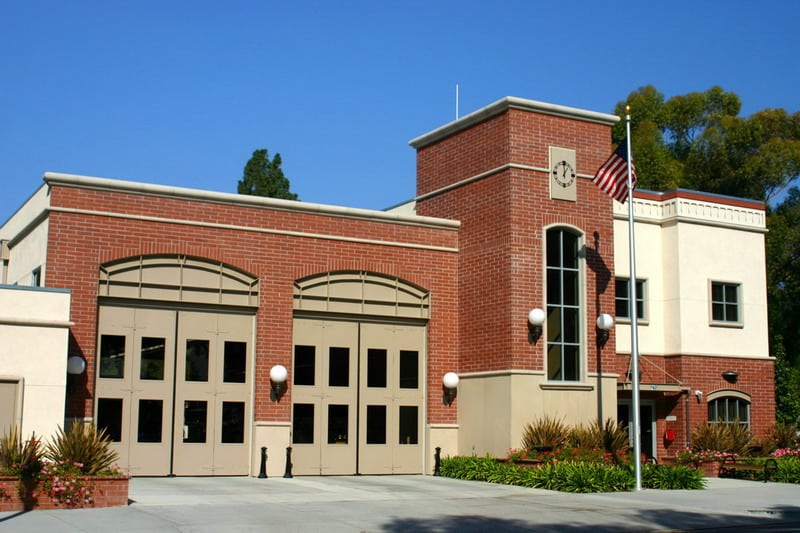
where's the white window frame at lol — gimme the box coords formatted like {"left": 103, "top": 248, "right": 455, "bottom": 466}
{"left": 709, "top": 280, "right": 742, "bottom": 327}
{"left": 615, "top": 277, "right": 647, "bottom": 324}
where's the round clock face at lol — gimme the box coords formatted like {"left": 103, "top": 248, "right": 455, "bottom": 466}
{"left": 552, "top": 160, "right": 576, "bottom": 188}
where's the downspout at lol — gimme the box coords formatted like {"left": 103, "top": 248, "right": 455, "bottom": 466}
{"left": 684, "top": 388, "right": 691, "bottom": 449}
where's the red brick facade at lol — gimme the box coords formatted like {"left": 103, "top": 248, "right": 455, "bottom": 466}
{"left": 7, "top": 96, "right": 774, "bottom": 471}
{"left": 46, "top": 185, "right": 459, "bottom": 426}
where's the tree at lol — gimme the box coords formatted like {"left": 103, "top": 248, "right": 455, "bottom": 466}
{"left": 237, "top": 149, "right": 298, "bottom": 200}
{"left": 613, "top": 86, "right": 800, "bottom": 422}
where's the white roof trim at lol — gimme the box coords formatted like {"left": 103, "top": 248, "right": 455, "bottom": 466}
{"left": 409, "top": 96, "right": 620, "bottom": 149}
{"left": 43, "top": 172, "right": 460, "bottom": 230}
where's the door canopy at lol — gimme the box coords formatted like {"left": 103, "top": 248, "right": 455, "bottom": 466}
{"left": 293, "top": 271, "right": 429, "bottom": 319}
{"left": 99, "top": 255, "right": 259, "bottom": 307}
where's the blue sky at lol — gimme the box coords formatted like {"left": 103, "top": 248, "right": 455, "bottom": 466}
{"left": 1, "top": 1, "right": 798, "bottom": 223}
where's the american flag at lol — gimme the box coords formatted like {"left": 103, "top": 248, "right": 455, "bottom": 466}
{"left": 592, "top": 143, "right": 637, "bottom": 203}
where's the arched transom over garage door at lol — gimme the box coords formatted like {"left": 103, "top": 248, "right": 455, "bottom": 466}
{"left": 94, "top": 255, "right": 258, "bottom": 476}
{"left": 292, "top": 272, "right": 429, "bottom": 475}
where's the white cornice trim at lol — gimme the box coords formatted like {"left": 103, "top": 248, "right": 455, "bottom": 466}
{"left": 409, "top": 96, "right": 619, "bottom": 149}
{"left": 43, "top": 172, "right": 460, "bottom": 231}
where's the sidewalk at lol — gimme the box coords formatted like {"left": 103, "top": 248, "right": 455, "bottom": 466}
{"left": 1, "top": 475, "right": 799, "bottom": 532}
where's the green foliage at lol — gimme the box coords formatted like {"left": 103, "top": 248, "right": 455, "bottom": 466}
{"left": 39, "top": 460, "right": 93, "bottom": 507}
{"left": 520, "top": 415, "right": 569, "bottom": 450}
{"left": 642, "top": 463, "right": 705, "bottom": 490}
{"left": 0, "top": 427, "right": 43, "bottom": 481}
{"left": 440, "top": 456, "right": 703, "bottom": 492}
{"left": 613, "top": 86, "right": 800, "bottom": 387}
{"left": 775, "top": 457, "right": 800, "bottom": 484}
{"left": 770, "top": 421, "right": 800, "bottom": 450}
{"left": 45, "top": 424, "right": 119, "bottom": 475}
{"left": 237, "top": 148, "right": 298, "bottom": 200}
{"left": 691, "top": 422, "right": 752, "bottom": 455}
{"left": 595, "top": 418, "right": 630, "bottom": 465}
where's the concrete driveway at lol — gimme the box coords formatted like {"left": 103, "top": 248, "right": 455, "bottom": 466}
{"left": 1, "top": 475, "right": 799, "bottom": 532}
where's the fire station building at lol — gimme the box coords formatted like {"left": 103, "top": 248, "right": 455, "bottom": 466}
{"left": 0, "top": 97, "right": 773, "bottom": 476}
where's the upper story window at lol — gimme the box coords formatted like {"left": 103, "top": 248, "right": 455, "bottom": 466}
{"left": 711, "top": 281, "right": 740, "bottom": 324}
{"left": 546, "top": 228, "right": 581, "bottom": 381}
{"left": 32, "top": 267, "right": 42, "bottom": 287}
{"left": 708, "top": 396, "right": 750, "bottom": 427}
{"left": 615, "top": 278, "right": 645, "bottom": 321}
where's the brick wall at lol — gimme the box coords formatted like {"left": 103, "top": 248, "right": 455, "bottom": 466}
{"left": 415, "top": 106, "right": 617, "bottom": 375}
{"left": 45, "top": 185, "right": 459, "bottom": 425}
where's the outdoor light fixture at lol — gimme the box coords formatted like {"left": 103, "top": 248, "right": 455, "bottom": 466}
{"left": 66, "top": 356, "right": 86, "bottom": 395}
{"left": 270, "top": 364, "right": 288, "bottom": 402}
{"left": 66, "top": 356, "right": 86, "bottom": 375}
{"left": 694, "top": 390, "right": 703, "bottom": 401}
{"left": 596, "top": 313, "right": 614, "bottom": 348}
{"left": 528, "top": 308, "right": 545, "bottom": 344}
{"left": 442, "top": 372, "right": 459, "bottom": 406}
{"left": 722, "top": 370, "right": 738, "bottom": 383}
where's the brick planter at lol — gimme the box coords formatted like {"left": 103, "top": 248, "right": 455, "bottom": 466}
{"left": 0, "top": 475, "right": 129, "bottom": 511}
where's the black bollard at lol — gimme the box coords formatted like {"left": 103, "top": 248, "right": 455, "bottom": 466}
{"left": 283, "top": 446, "right": 293, "bottom": 478}
{"left": 258, "top": 446, "right": 268, "bottom": 478}
{"left": 433, "top": 446, "right": 442, "bottom": 476}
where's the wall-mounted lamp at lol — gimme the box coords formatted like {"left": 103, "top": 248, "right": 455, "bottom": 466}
{"left": 66, "top": 356, "right": 86, "bottom": 375}
{"left": 528, "top": 308, "right": 545, "bottom": 344}
{"left": 722, "top": 370, "right": 738, "bottom": 383}
{"left": 270, "top": 365, "right": 288, "bottom": 402}
{"left": 694, "top": 390, "right": 703, "bottom": 401}
{"left": 442, "top": 372, "right": 459, "bottom": 406}
{"left": 66, "top": 355, "right": 86, "bottom": 394}
{"left": 596, "top": 314, "right": 614, "bottom": 348}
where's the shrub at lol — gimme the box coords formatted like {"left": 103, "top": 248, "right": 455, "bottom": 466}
{"left": 775, "top": 457, "right": 800, "bottom": 484}
{"left": 770, "top": 422, "right": 800, "bottom": 450}
{"left": 566, "top": 423, "right": 600, "bottom": 449}
{"left": 642, "top": 463, "right": 704, "bottom": 490}
{"left": 45, "top": 424, "right": 118, "bottom": 475}
{"left": 691, "top": 422, "right": 752, "bottom": 455}
{"left": 0, "top": 426, "right": 43, "bottom": 481}
{"left": 595, "top": 418, "right": 630, "bottom": 465}
{"left": 39, "top": 460, "right": 93, "bottom": 507}
{"left": 521, "top": 415, "right": 569, "bottom": 450}
{"left": 440, "top": 456, "right": 703, "bottom": 492}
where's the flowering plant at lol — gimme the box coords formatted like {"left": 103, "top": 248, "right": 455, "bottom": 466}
{"left": 39, "top": 460, "right": 92, "bottom": 507}
{"left": 675, "top": 448, "right": 734, "bottom": 464}
{"left": 772, "top": 448, "right": 800, "bottom": 459}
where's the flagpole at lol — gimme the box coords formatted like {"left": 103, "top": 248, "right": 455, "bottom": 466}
{"left": 625, "top": 105, "right": 643, "bottom": 490}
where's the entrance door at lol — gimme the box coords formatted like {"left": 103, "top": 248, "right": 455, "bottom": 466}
{"left": 291, "top": 319, "right": 425, "bottom": 475}
{"left": 95, "top": 306, "right": 253, "bottom": 476}
{"left": 96, "top": 306, "right": 176, "bottom": 475}
{"left": 172, "top": 311, "right": 253, "bottom": 475}
{"left": 358, "top": 323, "right": 424, "bottom": 474}
{"left": 618, "top": 401, "right": 656, "bottom": 461}
{"left": 291, "top": 319, "right": 358, "bottom": 475}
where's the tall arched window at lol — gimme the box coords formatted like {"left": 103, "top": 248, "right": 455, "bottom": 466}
{"left": 546, "top": 228, "right": 581, "bottom": 381}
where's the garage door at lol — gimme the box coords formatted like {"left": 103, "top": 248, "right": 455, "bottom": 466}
{"left": 95, "top": 305, "right": 253, "bottom": 476}
{"left": 291, "top": 318, "right": 425, "bottom": 475}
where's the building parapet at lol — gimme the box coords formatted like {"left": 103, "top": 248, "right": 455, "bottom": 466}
{"left": 614, "top": 189, "right": 766, "bottom": 232}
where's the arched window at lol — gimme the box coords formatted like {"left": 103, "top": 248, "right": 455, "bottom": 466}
{"left": 546, "top": 228, "right": 581, "bottom": 381}
{"left": 708, "top": 395, "right": 750, "bottom": 426}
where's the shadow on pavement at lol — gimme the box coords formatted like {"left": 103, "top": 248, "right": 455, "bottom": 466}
{"left": 381, "top": 505, "right": 800, "bottom": 532}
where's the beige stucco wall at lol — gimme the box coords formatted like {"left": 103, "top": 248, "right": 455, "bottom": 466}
{"left": 0, "top": 183, "right": 50, "bottom": 286}
{"left": 251, "top": 422, "right": 291, "bottom": 477}
{"left": 457, "top": 371, "right": 618, "bottom": 458}
{"left": 0, "top": 285, "right": 72, "bottom": 440}
{"left": 614, "top": 194, "right": 768, "bottom": 359}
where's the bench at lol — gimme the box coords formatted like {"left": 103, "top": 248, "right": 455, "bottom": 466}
{"left": 719, "top": 456, "right": 778, "bottom": 482}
